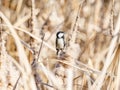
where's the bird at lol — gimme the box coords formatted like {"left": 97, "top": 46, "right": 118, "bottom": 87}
{"left": 56, "top": 31, "right": 65, "bottom": 57}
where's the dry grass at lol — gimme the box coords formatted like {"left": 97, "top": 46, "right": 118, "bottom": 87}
{"left": 0, "top": 0, "right": 120, "bottom": 90}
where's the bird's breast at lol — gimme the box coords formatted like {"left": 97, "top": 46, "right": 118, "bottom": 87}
{"left": 57, "top": 38, "right": 64, "bottom": 49}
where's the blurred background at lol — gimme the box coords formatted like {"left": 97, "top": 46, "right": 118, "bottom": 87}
{"left": 0, "top": 0, "right": 120, "bottom": 90}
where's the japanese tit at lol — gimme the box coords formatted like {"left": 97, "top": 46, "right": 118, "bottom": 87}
{"left": 56, "top": 31, "right": 65, "bottom": 56}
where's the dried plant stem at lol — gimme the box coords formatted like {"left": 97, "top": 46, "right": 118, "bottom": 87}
{"left": 0, "top": 11, "right": 37, "bottom": 90}
{"left": 68, "top": 4, "right": 81, "bottom": 45}
{"left": 13, "top": 74, "right": 21, "bottom": 90}
{"left": 36, "top": 33, "right": 45, "bottom": 62}
{"left": 31, "top": 0, "right": 37, "bottom": 33}
{"left": 65, "top": 2, "right": 84, "bottom": 90}
{"left": 115, "top": 45, "right": 120, "bottom": 90}
{"left": 91, "top": 13, "right": 120, "bottom": 90}
{"left": 14, "top": 26, "right": 56, "bottom": 51}
{"left": 0, "top": 24, "right": 56, "bottom": 51}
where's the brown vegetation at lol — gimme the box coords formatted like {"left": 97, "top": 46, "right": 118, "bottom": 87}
{"left": 0, "top": 0, "right": 120, "bottom": 90}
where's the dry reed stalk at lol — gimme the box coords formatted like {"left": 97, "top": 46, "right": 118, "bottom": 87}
{"left": 30, "top": 0, "right": 43, "bottom": 89}
{"left": 53, "top": 2, "right": 83, "bottom": 90}
{"left": 30, "top": 0, "right": 58, "bottom": 89}
{"left": 14, "top": 26, "right": 56, "bottom": 51}
{"left": 0, "top": 11, "right": 37, "bottom": 90}
{"left": 14, "top": 12, "right": 31, "bottom": 27}
{"left": 65, "top": 4, "right": 82, "bottom": 90}
{"left": 0, "top": 24, "right": 56, "bottom": 52}
{"left": 91, "top": 12, "right": 120, "bottom": 90}
{"left": 1, "top": 30, "right": 8, "bottom": 90}
{"left": 16, "top": 0, "right": 23, "bottom": 14}
{"left": 1, "top": 21, "right": 21, "bottom": 90}
{"left": 115, "top": 45, "right": 120, "bottom": 90}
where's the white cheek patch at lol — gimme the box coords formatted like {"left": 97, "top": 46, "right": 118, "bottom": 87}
{"left": 58, "top": 33, "right": 64, "bottom": 38}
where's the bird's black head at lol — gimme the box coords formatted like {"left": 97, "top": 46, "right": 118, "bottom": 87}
{"left": 56, "top": 31, "right": 64, "bottom": 38}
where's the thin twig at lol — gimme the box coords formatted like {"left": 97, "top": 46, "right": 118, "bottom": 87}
{"left": 68, "top": 1, "right": 84, "bottom": 45}
{"left": 13, "top": 74, "right": 21, "bottom": 90}
{"left": 0, "top": 23, "right": 56, "bottom": 51}
{"left": 41, "top": 82, "right": 56, "bottom": 89}
{"left": 36, "top": 33, "right": 45, "bottom": 62}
